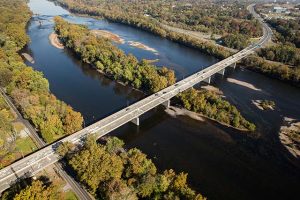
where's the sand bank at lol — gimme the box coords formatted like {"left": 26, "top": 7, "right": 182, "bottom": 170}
{"left": 201, "top": 85, "right": 223, "bottom": 95}
{"left": 227, "top": 78, "right": 261, "bottom": 91}
{"left": 128, "top": 41, "right": 158, "bottom": 54}
{"left": 279, "top": 117, "right": 300, "bottom": 158}
{"left": 91, "top": 30, "right": 125, "bottom": 44}
{"left": 49, "top": 33, "right": 64, "bottom": 49}
{"left": 21, "top": 53, "right": 35, "bottom": 64}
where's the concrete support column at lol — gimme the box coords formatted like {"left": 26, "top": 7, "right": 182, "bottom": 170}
{"left": 162, "top": 100, "right": 170, "bottom": 108}
{"left": 203, "top": 76, "right": 211, "bottom": 84}
{"left": 131, "top": 117, "right": 140, "bottom": 126}
{"left": 217, "top": 68, "right": 225, "bottom": 76}
{"left": 230, "top": 62, "right": 236, "bottom": 69}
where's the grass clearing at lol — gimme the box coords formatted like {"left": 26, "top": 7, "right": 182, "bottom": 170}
{"left": 64, "top": 190, "right": 78, "bottom": 200}
{"left": 15, "top": 137, "right": 37, "bottom": 154}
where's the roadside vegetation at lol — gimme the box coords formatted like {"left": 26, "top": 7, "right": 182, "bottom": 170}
{"left": 266, "top": 18, "right": 300, "bottom": 48}
{"left": 57, "top": 136, "right": 206, "bottom": 200}
{"left": 178, "top": 88, "right": 256, "bottom": 131}
{"left": 1, "top": 173, "right": 78, "bottom": 200}
{"left": 1, "top": 179, "right": 61, "bottom": 200}
{"left": 0, "top": 0, "right": 83, "bottom": 143}
{"left": 221, "top": 34, "right": 250, "bottom": 50}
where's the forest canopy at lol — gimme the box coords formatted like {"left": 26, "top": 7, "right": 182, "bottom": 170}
{"left": 59, "top": 136, "right": 206, "bottom": 200}
{"left": 0, "top": 0, "right": 83, "bottom": 143}
{"left": 54, "top": 17, "right": 176, "bottom": 93}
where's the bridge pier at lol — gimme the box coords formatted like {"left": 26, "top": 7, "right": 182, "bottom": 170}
{"left": 203, "top": 76, "right": 211, "bottom": 84}
{"left": 217, "top": 68, "right": 225, "bottom": 76}
{"left": 230, "top": 62, "right": 236, "bottom": 69}
{"left": 162, "top": 100, "right": 170, "bottom": 108}
{"left": 131, "top": 117, "right": 140, "bottom": 126}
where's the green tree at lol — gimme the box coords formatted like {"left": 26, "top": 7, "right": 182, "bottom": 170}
{"left": 69, "top": 137, "right": 124, "bottom": 193}
{"left": 12, "top": 180, "right": 60, "bottom": 200}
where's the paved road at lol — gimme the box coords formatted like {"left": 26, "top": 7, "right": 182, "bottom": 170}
{"left": 0, "top": 4, "right": 272, "bottom": 195}
{"left": 0, "top": 88, "right": 92, "bottom": 200}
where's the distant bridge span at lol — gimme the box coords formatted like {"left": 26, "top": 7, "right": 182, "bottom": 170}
{"left": 0, "top": 4, "right": 272, "bottom": 193}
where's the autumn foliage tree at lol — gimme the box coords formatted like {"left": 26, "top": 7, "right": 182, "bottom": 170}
{"left": 64, "top": 136, "right": 206, "bottom": 199}
{"left": 0, "top": 0, "right": 83, "bottom": 143}
{"left": 54, "top": 17, "right": 176, "bottom": 93}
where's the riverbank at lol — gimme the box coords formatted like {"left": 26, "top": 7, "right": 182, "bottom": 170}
{"left": 166, "top": 106, "right": 251, "bottom": 132}
{"left": 50, "top": 0, "right": 300, "bottom": 87}
{"left": 279, "top": 117, "right": 300, "bottom": 158}
{"left": 49, "top": 32, "right": 64, "bottom": 49}
{"left": 54, "top": 16, "right": 176, "bottom": 93}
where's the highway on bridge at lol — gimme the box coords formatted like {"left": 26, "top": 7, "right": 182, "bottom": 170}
{"left": 0, "top": 4, "right": 272, "bottom": 194}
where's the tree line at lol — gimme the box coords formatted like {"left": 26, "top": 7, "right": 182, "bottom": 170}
{"left": 51, "top": 0, "right": 233, "bottom": 59}
{"left": 258, "top": 44, "right": 300, "bottom": 67}
{"left": 221, "top": 34, "right": 250, "bottom": 50}
{"left": 50, "top": 0, "right": 300, "bottom": 87}
{"left": 54, "top": 17, "right": 176, "bottom": 93}
{"left": 56, "top": 136, "right": 206, "bottom": 200}
{"left": 243, "top": 56, "right": 300, "bottom": 85}
{"left": 0, "top": 95, "right": 14, "bottom": 159}
{"left": 267, "top": 18, "right": 300, "bottom": 48}
{"left": 177, "top": 88, "right": 256, "bottom": 131}
{"left": 0, "top": 0, "right": 83, "bottom": 143}
{"left": 51, "top": 0, "right": 262, "bottom": 37}
{"left": 1, "top": 178, "right": 61, "bottom": 200}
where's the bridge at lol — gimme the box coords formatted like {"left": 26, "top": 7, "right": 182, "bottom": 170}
{"left": 0, "top": 4, "right": 272, "bottom": 193}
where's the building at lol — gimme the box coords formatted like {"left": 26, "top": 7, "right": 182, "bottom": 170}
{"left": 273, "top": 6, "right": 288, "bottom": 13}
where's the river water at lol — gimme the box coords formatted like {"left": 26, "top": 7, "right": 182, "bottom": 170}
{"left": 24, "top": 0, "right": 300, "bottom": 199}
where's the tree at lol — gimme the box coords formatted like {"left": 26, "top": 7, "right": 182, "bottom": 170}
{"left": 69, "top": 137, "right": 124, "bottom": 193}
{"left": 99, "top": 179, "right": 137, "bottom": 200}
{"left": 12, "top": 180, "right": 60, "bottom": 200}
{"left": 105, "top": 137, "right": 124, "bottom": 154}
{"left": 9, "top": 67, "right": 49, "bottom": 94}
{"left": 63, "top": 106, "right": 83, "bottom": 134}
{"left": 123, "top": 148, "right": 157, "bottom": 178}
{"left": 0, "top": 67, "right": 13, "bottom": 87}
{"left": 56, "top": 141, "right": 75, "bottom": 158}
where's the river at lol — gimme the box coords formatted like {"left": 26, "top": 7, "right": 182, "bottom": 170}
{"left": 23, "top": 0, "right": 300, "bottom": 199}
